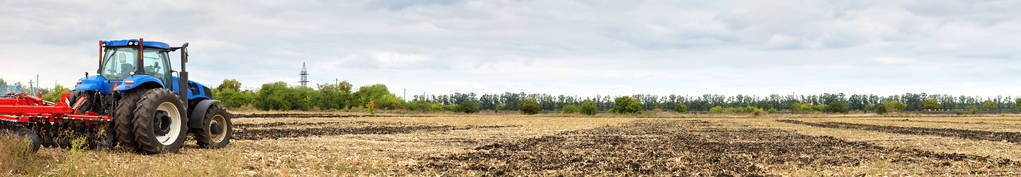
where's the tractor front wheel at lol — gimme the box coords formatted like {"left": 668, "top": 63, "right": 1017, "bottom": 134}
{"left": 132, "top": 89, "right": 188, "bottom": 154}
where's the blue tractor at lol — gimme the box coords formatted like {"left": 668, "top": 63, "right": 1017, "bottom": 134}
{"left": 67, "top": 38, "right": 232, "bottom": 153}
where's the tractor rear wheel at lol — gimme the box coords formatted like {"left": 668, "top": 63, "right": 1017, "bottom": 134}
{"left": 132, "top": 89, "right": 188, "bottom": 153}
{"left": 194, "top": 105, "right": 232, "bottom": 148}
{"left": 115, "top": 90, "right": 143, "bottom": 150}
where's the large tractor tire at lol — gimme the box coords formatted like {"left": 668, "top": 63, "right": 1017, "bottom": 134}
{"left": 194, "top": 105, "right": 232, "bottom": 148}
{"left": 132, "top": 89, "right": 188, "bottom": 153}
{"left": 115, "top": 90, "right": 144, "bottom": 150}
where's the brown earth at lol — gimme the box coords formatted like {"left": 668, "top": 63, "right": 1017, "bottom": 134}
{"left": 417, "top": 120, "right": 1020, "bottom": 176}
{"left": 233, "top": 121, "right": 518, "bottom": 140}
{"left": 232, "top": 113, "right": 428, "bottom": 119}
{"left": 777, "top": 120, "right": 1021, "bottom": 143}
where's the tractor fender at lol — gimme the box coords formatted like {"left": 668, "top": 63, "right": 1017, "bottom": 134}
{"left": 113, "top": 75, "right": 164, "bottom": 91}
{"left": 188, "top": 99, "right": 220, "bottom": 129}
{"left": 74, "top": 75, "right": 110, "bottom": 94}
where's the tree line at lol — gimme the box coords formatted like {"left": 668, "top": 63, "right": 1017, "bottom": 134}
{"left": 208, "top": 79, "right": 1021, "bottom": 114}
{"left": 5, "top": 78, "right": 1021, "bottom": 115}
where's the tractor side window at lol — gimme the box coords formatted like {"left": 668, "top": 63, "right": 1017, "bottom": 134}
{"left": 141, "top": 49, "right": 170, "bottom": 79}
{"left": 100, "top": 48, "right": 138, "bottom": 80}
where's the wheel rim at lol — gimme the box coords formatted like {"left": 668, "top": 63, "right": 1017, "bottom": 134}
{"left": 154, "top": 102, "right": 182, "bottom": 146}
{"left": 210, "top": 114, "right": 227, "bottom": 143}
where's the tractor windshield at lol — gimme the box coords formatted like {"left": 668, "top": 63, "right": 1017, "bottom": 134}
{"left": 100, "top": 47, "right": 172, "bottom": 81}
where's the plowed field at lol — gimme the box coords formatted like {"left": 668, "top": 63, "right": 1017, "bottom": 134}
{"left": 8, "top": 113, "right": 1021, "bottom": 176}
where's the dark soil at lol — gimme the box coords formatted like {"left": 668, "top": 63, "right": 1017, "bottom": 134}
{"left": 233, "top": 121, "right": 519, "bottom": 140}
{"left": 416, "top": 120, "right": 1020, "bottom": 176}
{"left": 777, "top": 120, "right": 1021, "bottom": 143}
{"left": 882, "top": 119, "right": 1021, "bottom": 126}
{"left": 232, "top": 113, "right": 429, "bottom": 119}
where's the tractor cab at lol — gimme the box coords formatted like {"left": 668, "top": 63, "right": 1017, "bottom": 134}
{"left": 99, "top": 42, "right": 173, "bottom": 83}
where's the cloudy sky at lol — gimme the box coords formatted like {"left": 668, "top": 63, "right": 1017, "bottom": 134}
{"left": 1, "top": 0, "right": 1019, "bottom": 97}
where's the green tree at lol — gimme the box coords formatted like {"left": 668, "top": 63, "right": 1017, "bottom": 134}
{"left": 981, "top": 100, "right": 998, "bottom": 112}
{"left": 520, "top": 99, "right": 541, "bottom": 115}
{"left": 353, "top": 84, "right": 394, "bottom": 108}
{"left": 611, "top": 96, "right": 643, "bottom": 114}
{"left": 922, "top": 99, "right": 942, "bottom": 111}
{"left": 709, "top": 106, "right": 725, "bottom": 114}
{"left": 561, "top": 105, "right": 580, "bottom": 114}
{"left": 457, "top": 100, "right": 480, "bottom": 114}
{"left": 790, "top": 103, "right": 803, "bottom": 113}
{"left": 674, "top": 104, "right": 688, "bottom": 113}
{"left": 1015, "top": 98, "right": 1021, "bottom": 111}
{"left": 314, "top": 81, "right": 352, "bottom": 110}
{"left": 825, "top": 101, "right": 849, "bottom": 113}
{"left": 217, "top": 79, "right": 242, "bottom": 92}
{"left": 42, "top": 85, "right": 69, "bottom": 102}
{"left": 874, "top": 104, "right": 888, "bottom": 114}
{"left": 884, "top": 101, "right": 906, "bottom": 112}
{"left": 254, "top": 82, "right": 291, "bottom": 110}
{"left": 580, "top": 100, "right": 598, "bottom": 115}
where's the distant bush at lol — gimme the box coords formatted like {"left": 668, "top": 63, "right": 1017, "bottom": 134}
{"left": 709, "top": 106, "right": 725, "bottom": 114}
{"left": 580, "top": 100, "right": 598, "bottom": 115}
{"left": 884, "top": 101, "right": 906, "bottom": 112}
{"left": 790, "top": 103, "right": 804, "bottom": 113}
{"left": 457, "top": 100, "right": 480, "bottom": 113}
{"left": 520, "top": 99, "right": 541, "bottom": 115}
{"left": 652, "top": 108, "right": 664, "bottom": 113}
{"left": 675, "top": 104, "right": 688, "bottom": 113}
{"left": 874, "top": 105, "right": 888, "bottom": 114}
{"left": 767, "top": 108, "right": 778, "bottom": 114}
{"left": 611, "top": 96, "right": 643, "bottom": 114}
{"left": 406, "top": 100, "right": 432, "bottom": 112}
{"left": 561, "top": 105, "right": 581, "bottom": 114}
{"left": 825, "top": 101, "right": 849, "bottom": 114}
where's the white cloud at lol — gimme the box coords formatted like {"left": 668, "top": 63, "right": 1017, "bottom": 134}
{"left": 1, "top": 0, "right": 1021, "bottom": 96}
{"left": 870, "top": 57, "right": 917, "bottom": 64}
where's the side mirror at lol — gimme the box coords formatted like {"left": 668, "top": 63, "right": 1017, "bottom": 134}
{"left": 181, "top": 42, "right": 189, "bottom": 48}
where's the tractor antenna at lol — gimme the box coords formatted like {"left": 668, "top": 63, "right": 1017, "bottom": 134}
{"left": 300, "top": 62, "right": 309, "bottom": 87}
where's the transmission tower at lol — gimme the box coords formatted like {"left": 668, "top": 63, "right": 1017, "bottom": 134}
{"left": 300, "top": 62, "right": 309, "bottom": 87}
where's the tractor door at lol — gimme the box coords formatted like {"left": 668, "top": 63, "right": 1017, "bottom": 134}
{"left": 140, "top": 49, "right": 174, "bottom": 87}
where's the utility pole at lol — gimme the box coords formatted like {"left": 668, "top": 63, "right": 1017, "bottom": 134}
{"left": 299, "top": 62, "right": 309, "bottom": 87}
{"left": 403, "top": 88, "right": 406, "bottom": 100}
{"left": 28, "top": 80, "right": 33, "bottom": 95}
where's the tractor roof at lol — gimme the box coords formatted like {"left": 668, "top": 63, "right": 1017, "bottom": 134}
{"left": 103, "top": 39, "right": 171, "bottom": 49}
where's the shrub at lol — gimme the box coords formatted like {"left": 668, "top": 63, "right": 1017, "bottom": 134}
{"left": 709, "top": 106, "right": 725, "bottom": 114}
{"left": 561, "top": 105, "right": 581, "bottom": 114}
{"left": 520, "top": 99, "right": 541, "bottom": 115}
{"left": 874, "top": 105, "right": 888, "bottom": 114}
{"left": 611, "top": 96, "right": 643, "bottom": 114}
{"left": 884, "top": 101, "right": 906, "bottom": 112}
{"left": 407, "top": 100, "right": 432, "bottom": 112}
{"left": 430, "top": 103, "right": 444, "bottom": 112}
{"left": 790, "top": 103, "right": 803, "bottom": 113}
{"left": 652, "top": 108, "right": 664, "bottom": 113}
{"left": 922, "top": 99, "right": 942, "bottom": 110}
{"left": 825, "top": 101, "right": 849, "bottom": 114}
{"left": 675, "top": 104, "right": 688, "bottom": 113}
{"left": 580, "top": 100, "right": 598, "bottom": 115}
{"left": 457, "top": 100, "right": 480, "bottom": 114}
{"left": 767, "top": 108, "right": 778, "bottom": 114}
{"left": 366, "top": 100, "right": 376, "bottom": 114}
